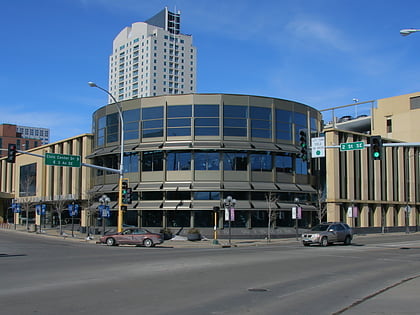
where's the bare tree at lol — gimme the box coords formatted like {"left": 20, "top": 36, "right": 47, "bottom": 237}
{"left": 265, "top": 192, "right": 279, "bottom": 243}
{"left": 51, "top": 195, "right": 68, "bottom": 235}
{"left": 19, "top": 173, "right": 36, "bottom": 231}
{"left": 316, "top": 189, "right": 327, "bottom": 224}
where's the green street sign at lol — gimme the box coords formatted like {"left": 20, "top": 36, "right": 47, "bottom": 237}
{"left": 45, "top": 153, "right": 81, "bottom": 168}
{"left": 340, "top": 141, "right": 365, "bottom": 151}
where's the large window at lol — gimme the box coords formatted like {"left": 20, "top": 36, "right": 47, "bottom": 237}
{"left": 275, "top": 109, "right": 292, "bottom": 141}
{"left": 106, "top": 113, "right": 119, "bottom": 143}
{"left": 123, "top": 153, "right": 139, "bottom": 173}
{"left": 167, "top": 151, "right": 191, "bottom": 170}
{"left": 97, "top": 116, "right": 106, "bottom": 146}
{"left": 142, "top": 107, "right": 163, "bottom": 138}
{"left": 223, "top": 105, "right": 247, "bottom": 137}
{"left": 167, "top": 105, "right": 191, "bottom": 137}
{"left": 142, "top": 151, "right": 163, "bottom": 172}
{"left": 223, "top": 152, "right": 247, "bottom": 171}
{"left": 123, "top": 109, "right": 140, "bottom": 140}
{"left": 250, "top": 153, "right": 272, "bottom": 172}
{"left": 275, "top": 153, "right": 293, "bottom": 173}
{"left": 194, "top": 104, "right": 219, "bottom": 136}
{"left": 294, "top": 112, "right": 307, "bottom": 144}
{"left": 19, "top": 163, "right": 36, "bottom": 197}
{"left": 193, "top": 192, "right": 220, "bottom": 200}
{"left": 250, "top": 106, "right": 271, "bottom": 138}
{"left": 194, "top": 152, "right": 219, "bottom": 170}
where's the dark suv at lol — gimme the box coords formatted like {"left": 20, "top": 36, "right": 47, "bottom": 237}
{"left": 302, "top": 222, "right": 353, "bottom": 247}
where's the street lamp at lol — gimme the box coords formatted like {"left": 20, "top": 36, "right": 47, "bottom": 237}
{"left": 400, "top": 28, "right": 420, "bottom": 36}
{"left": 88, "top": 82, "right": 125, "bottom": 233}
{"left": 99, "top": 194, "right": 110, "bottom": 236}
{"left": 223, "top": 196, "right": 236, "bottom": 246}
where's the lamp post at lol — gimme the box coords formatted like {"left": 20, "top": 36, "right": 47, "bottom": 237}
{"left": 400, "top": 28, "right": 420, "bottom": 36}
{"left": 88, "top": 82, "right": 125, "bottom": 233}
{"left": 99, "top": 194, "right": 110, "bottom": 236}
{"left": 223, "top": 196, "right": 236, "bottom": 246}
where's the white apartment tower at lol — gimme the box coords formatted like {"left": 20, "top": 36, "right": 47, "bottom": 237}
{"left": 108, "top": 7, "right": 197, "bottom": 102}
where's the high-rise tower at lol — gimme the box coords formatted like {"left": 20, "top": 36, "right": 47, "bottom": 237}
{"left": 108, "top": 7, "right": 196, "bottom": 102}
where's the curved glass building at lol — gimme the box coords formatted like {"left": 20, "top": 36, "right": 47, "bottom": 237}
{"left": 90, "top": 93, "right": 321, "bottom": 234}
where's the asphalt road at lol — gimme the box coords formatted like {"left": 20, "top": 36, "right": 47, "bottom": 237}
{"left": 1, "top": 230, "right": 420, "bottom": 315}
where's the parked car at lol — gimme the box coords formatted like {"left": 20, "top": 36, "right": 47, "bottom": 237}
{"left": 99, "top": 228, "right": 164, "bottom": 247}
{"left": 301, "top": 222, "right": 353, "bottom": 247}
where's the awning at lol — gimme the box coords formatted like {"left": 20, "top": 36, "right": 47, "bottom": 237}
{"left": 250, "top": 142, "right": 278, "bottom": 150}
{"left": 138, "top": 182, "right": 163, "bottom": 190}
{"left": 191, "top": 201, "right": 221, "bottom": 210}
{"left": 276, "top": 183, "right": 300, "bottom": 191}
{"left": 296, "top": 184, "right": 317, "bottom": 193}
{"left": 97, "top": 184, "right": 118, "bottom": 192}
{"left": 251, "top": 182, "right": 278, "bottom": 190}
{"left": 223, "top": 182, "right": 252, "bottom": 190}
{"left": 192, "top": 182, "right": 221, "bottom": 190}
{"left": 163, "top": 182, "right": 192, "bottom": 190}
{"left": 85, "top": 146, "right": 118, "bottom": 158}
{"left": 222, "top": 142, "right": 252, "bottom": 149}
{"left": 193, "top": 142, "right": 221, "bottom": 148}
{"left": 276, "top": 144, "right": 300, "bottom": 153}
{"left": 137, "top": 201, "right": 163, "bottom": 210}
{"left": 162, "top": 201, "right": 191, "bottom": 209}
{"left": 251, "top": 200, "right": 269, "bottom": 209}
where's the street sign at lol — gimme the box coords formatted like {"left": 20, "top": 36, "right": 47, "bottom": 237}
{"left": 45, "top": 153, "right": 81, "bottom": 167}
{"left": 340, "top": 141, "right": 365, "bottom": 151}
{"left": 311, "top": 137, "right": 325, "bottom": 158}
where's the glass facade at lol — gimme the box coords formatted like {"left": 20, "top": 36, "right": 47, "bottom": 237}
{"left": 91, "top": 94, "right": 321, "bottom": 231}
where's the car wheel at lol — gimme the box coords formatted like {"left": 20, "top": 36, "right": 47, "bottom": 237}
{"left": 344, "top": 235, "right": 352, "bottom": 245}
{"left": 320, "top": 237, "right": 328, "bottom": 247}
{"left": 106, "top": 237, "right": 116, "bottom": 246}
{"left": 143, "top": 238, "right": 153, "bottom": 247}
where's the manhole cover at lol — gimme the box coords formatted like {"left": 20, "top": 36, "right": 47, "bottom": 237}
{"left": 248, "top": 288, "right": 270, "bottom": 292}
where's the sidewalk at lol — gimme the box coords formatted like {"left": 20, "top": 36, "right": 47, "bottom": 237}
{"left": 1, "top": 223, "right": 300, "bottom": 248}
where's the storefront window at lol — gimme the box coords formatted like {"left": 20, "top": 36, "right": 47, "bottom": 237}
{"left": 194, "top": 210, "right": 213, "bottom": 227}
{"left": 142, "top": 210, "right": 163, "bottom": 226}
{"left": 142, "top": 151, "right": 163, "bottom": 172}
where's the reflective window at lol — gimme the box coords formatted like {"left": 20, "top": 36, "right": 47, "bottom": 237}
{"left": 276, "top": 109, "right": 292, "bottom": 140}
{"left": 194, "top": 152, "right": 219, "bottom": 170}
{"left": 193, "top": 192, "right": 220, "bottom": 200}
{"left": 275, "top": 153, "right": 293, "bottom": 173}
{"left": 251, "top": 107, "right": 271, "bottom": 138}
{"left": 250, "top": 153, "right": 272, "bottom": 172}
{"left": 123, "top": 109, "right": 140, "bottom": 140}
{"left": 123, "top": 153, "right": 139, "bottom": 173}
{"left": 107, "top": 113, "right": 119, "bottom": 143}
{"left": 142, "top": 107, "right": 163, "bottom": 138}
{"left": 223, "top": 152, "right": 247, "bottom": 171}
{"left": 295, "top": 156, "right": 308, "bottom": 175}
{"left": 224, "top": 105, "right": 247, "bottom": 137}
{"left": 167, "top": 151, "right": 191, "bottom": 170}
{"left": 294, "top": 112, "right": 307, "bottom": 144}
{"left": 194, "top": 105, "right": 219, "bottom": 136}
{"left": 97, "top": 116, "right": 106, "bottom": 146}
{"left": 142, "top": 151, "right": 163, "bottom": 172}
{"left": 168, "top": 105, "right": 191, "bottom": 137}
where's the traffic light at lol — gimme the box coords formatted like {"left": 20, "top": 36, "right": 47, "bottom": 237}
{"left": 370, "top": 136, "right": 383, "bottom": 160}
{"left": 6, "top": 144, "right": 17, "bottom": 163}
{"left": 299, "top": 130, "right": 308, "bottom": 161}
{"left": 121, "top": 179, "right": 132, "bottom": 204}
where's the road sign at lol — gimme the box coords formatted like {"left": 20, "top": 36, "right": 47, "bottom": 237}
{"left": 45, "top": 153, "right": 81, "bottom": 167}
{"left": 311, "top": 137, "right": 325, "bottom": 158}
{"left": 340, "top": 141, "right": 365, "bottom": 151}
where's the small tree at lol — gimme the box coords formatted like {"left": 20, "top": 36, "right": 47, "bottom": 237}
{"left": 265, "top": 192, "right": 279, "bottom": 242}
{"left": 316, "top": 189, "right": 327, "bottom": 224}
{"left": 52, "top": 195, "right": 68, "bottom": 235}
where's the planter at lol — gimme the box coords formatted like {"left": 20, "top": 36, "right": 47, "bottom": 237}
{"left": 187, "top": 233, "right": 201, "bottom": 241}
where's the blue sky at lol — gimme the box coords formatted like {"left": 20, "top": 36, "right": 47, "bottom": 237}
{"left": 1, "top": 0, "right": 420, "bottom": 142}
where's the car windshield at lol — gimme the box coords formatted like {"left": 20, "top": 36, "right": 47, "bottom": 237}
{"left": 311, "top": 224, "right": 330, "bottom": 231}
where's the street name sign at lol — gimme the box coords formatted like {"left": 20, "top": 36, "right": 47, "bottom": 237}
{"left": 311, "top": 137, "right": 325, "bottom": 158}
{"left": 45, "top": 153, "right": 81, "bottom": 167}
{"left": 340, "top": 141, "right": 365, "bottom": 151}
